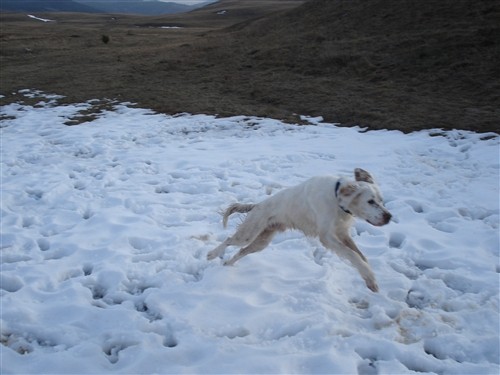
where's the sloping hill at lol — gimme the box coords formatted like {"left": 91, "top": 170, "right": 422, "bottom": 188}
{"left": 0, "top": 0, "right": 201, "bottom": 15}
{"left": 149, "top": 0, "right": 306, "bottom": 29}
{"left": 210, "top": 0, "right": 499, "bottom": 130}
{"left": 0, "top": 0, "right": 498, "bottom": 132}
{"left": 0, "top": 0, "right": 99, "bottom": 13}
{"left": 75, "top": 1, "right": 193, "bottom": 15}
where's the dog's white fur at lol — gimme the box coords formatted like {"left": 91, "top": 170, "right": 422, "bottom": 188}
{"left": 207, "top": 168, "right": 392, "bottom": 292}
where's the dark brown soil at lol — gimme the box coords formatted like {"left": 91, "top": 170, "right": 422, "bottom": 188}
{"left": 1, "top": 0, "right": 499, "bottom": 132}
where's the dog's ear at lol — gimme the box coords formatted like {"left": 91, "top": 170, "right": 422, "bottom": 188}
{"left": 339, "top": 183, "right": 358, "bottom": 197}
{"left": 354, "top": 168, "right": 374, "bottom": 184}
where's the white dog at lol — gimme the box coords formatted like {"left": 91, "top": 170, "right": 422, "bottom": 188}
{"left": 207, "top": 168, "right": 391, "bottom": 292}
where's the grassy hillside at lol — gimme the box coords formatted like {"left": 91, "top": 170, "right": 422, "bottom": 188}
{"left": 198, "top": 0, "right": 499, "bottom": 131}
{"left": 1, "top": 0, "right": 498, "bottom": 132}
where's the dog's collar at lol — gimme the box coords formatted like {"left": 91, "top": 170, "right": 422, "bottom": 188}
{"left": 335, "top": 180, "right": 352, "bottom": 215}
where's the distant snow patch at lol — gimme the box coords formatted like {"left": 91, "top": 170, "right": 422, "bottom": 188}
{"left": 27, "top": 14, "right": 55, "bottom": 23}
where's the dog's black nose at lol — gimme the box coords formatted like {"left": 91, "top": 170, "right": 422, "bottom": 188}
{"left": 384, "top": 212, "right": 392, "bottom": 223}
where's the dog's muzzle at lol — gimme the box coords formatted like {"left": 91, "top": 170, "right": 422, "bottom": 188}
{"left": 369, "top": 211, "right": 392, "bottom": 226}
{"left": 378, "top": 211, "right": 392, "bottom": 226}
{"left": 383, "top": 211, "right": 392, "bottom": 224}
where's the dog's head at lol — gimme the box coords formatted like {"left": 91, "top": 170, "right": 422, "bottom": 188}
{"left": 337, "top": 168, "right": 392, "bottom": 226}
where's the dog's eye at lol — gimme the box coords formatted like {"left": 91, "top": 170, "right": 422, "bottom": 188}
{"left": 368, "top": 199, "right": 376, "bottom": 205}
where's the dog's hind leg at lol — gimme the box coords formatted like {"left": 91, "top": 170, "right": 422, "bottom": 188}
{"left": 223, "top": 226, "right": 279, "bottom": 266}
{"left": 207, "top": 238, "right": 232, "bottom": 260}
{"left": 207, "top": 206, "right": 274, "bottom": 262}
{"left": 207, "top": 217, "right": 266, "bottom": 261}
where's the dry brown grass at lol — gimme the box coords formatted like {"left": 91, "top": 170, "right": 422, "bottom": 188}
{"left": 1, "top": 0, "right": 498, "bottom": 132}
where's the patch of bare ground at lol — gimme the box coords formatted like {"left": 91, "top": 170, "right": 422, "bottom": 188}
{"left": 1, "top": 0, "right": 498, "bottom": 132}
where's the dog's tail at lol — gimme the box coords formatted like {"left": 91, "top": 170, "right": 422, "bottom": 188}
{"left": 222, "top": 203, "right": 255, "bottom": 228}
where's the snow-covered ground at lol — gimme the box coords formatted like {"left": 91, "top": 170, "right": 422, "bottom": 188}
{"left": 1, "top": 90, "right": 499, "bottom": 374}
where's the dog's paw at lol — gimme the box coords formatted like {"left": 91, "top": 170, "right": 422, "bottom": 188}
{"left": 206, "top": 251, "right": 219, "bottom": 261}
{"left": 366, "top": 278, "right": 379, "bottom": 293}
{"left": 222, "top": 259, "right": 235, "bottom": 266}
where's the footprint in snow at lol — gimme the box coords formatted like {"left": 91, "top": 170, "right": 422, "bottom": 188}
{"left": 134, "top": 300, "right": 163, "bottom": 322}
{"left": 155, "top": 186, "right": 169, "bottom": 194}
{"left": 2, "top": 331, "right": 61, "bottom": 355}
{"left": 26, "top": 188, "right": 44, "bottom": 200}
{"left": 37, "top": 238, "right": 50, "bottom": 251}
{"left": 425, "top": 210, "right": 460, "bottom": 233}
{"left": 458, "top": 207, "right": 499, "bottom": 224}
{"left": 82, "top": 264, "right": 93, "bottom": 276}
{"left": 128, "top": 237, "right": 154, "bottom": 253}
{"left": 22, "top": 216, "right": 37, "bottom": 228}
{"left": 73, "top": 180, "right": 86, "bottom": 190}
{"left": 103, "top": 339, "right": 139, "bottom": 364}
{"left": 389, "top": 259, "right": 420, "bottom": 280}
{"left": 81, "top": 208, "right": 94, "bottom": 220}
{"left": 86, "top": 282, "right": 107, "bottom": 301}
{"left": 388, "top": 232, "right": 406, "bottom": 249}
{"left": 405, "top": 199, "right": 426, "bottom": 214}
{"left": 0, "top": 274, "right": 24, "bottom": 293}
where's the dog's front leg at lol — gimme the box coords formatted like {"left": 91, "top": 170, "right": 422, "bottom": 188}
{"left": 340, "top": 235, "right": 367, "bottom": 262}
{"left": 319, "top": 233, "right": 379, "bottom": 292}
